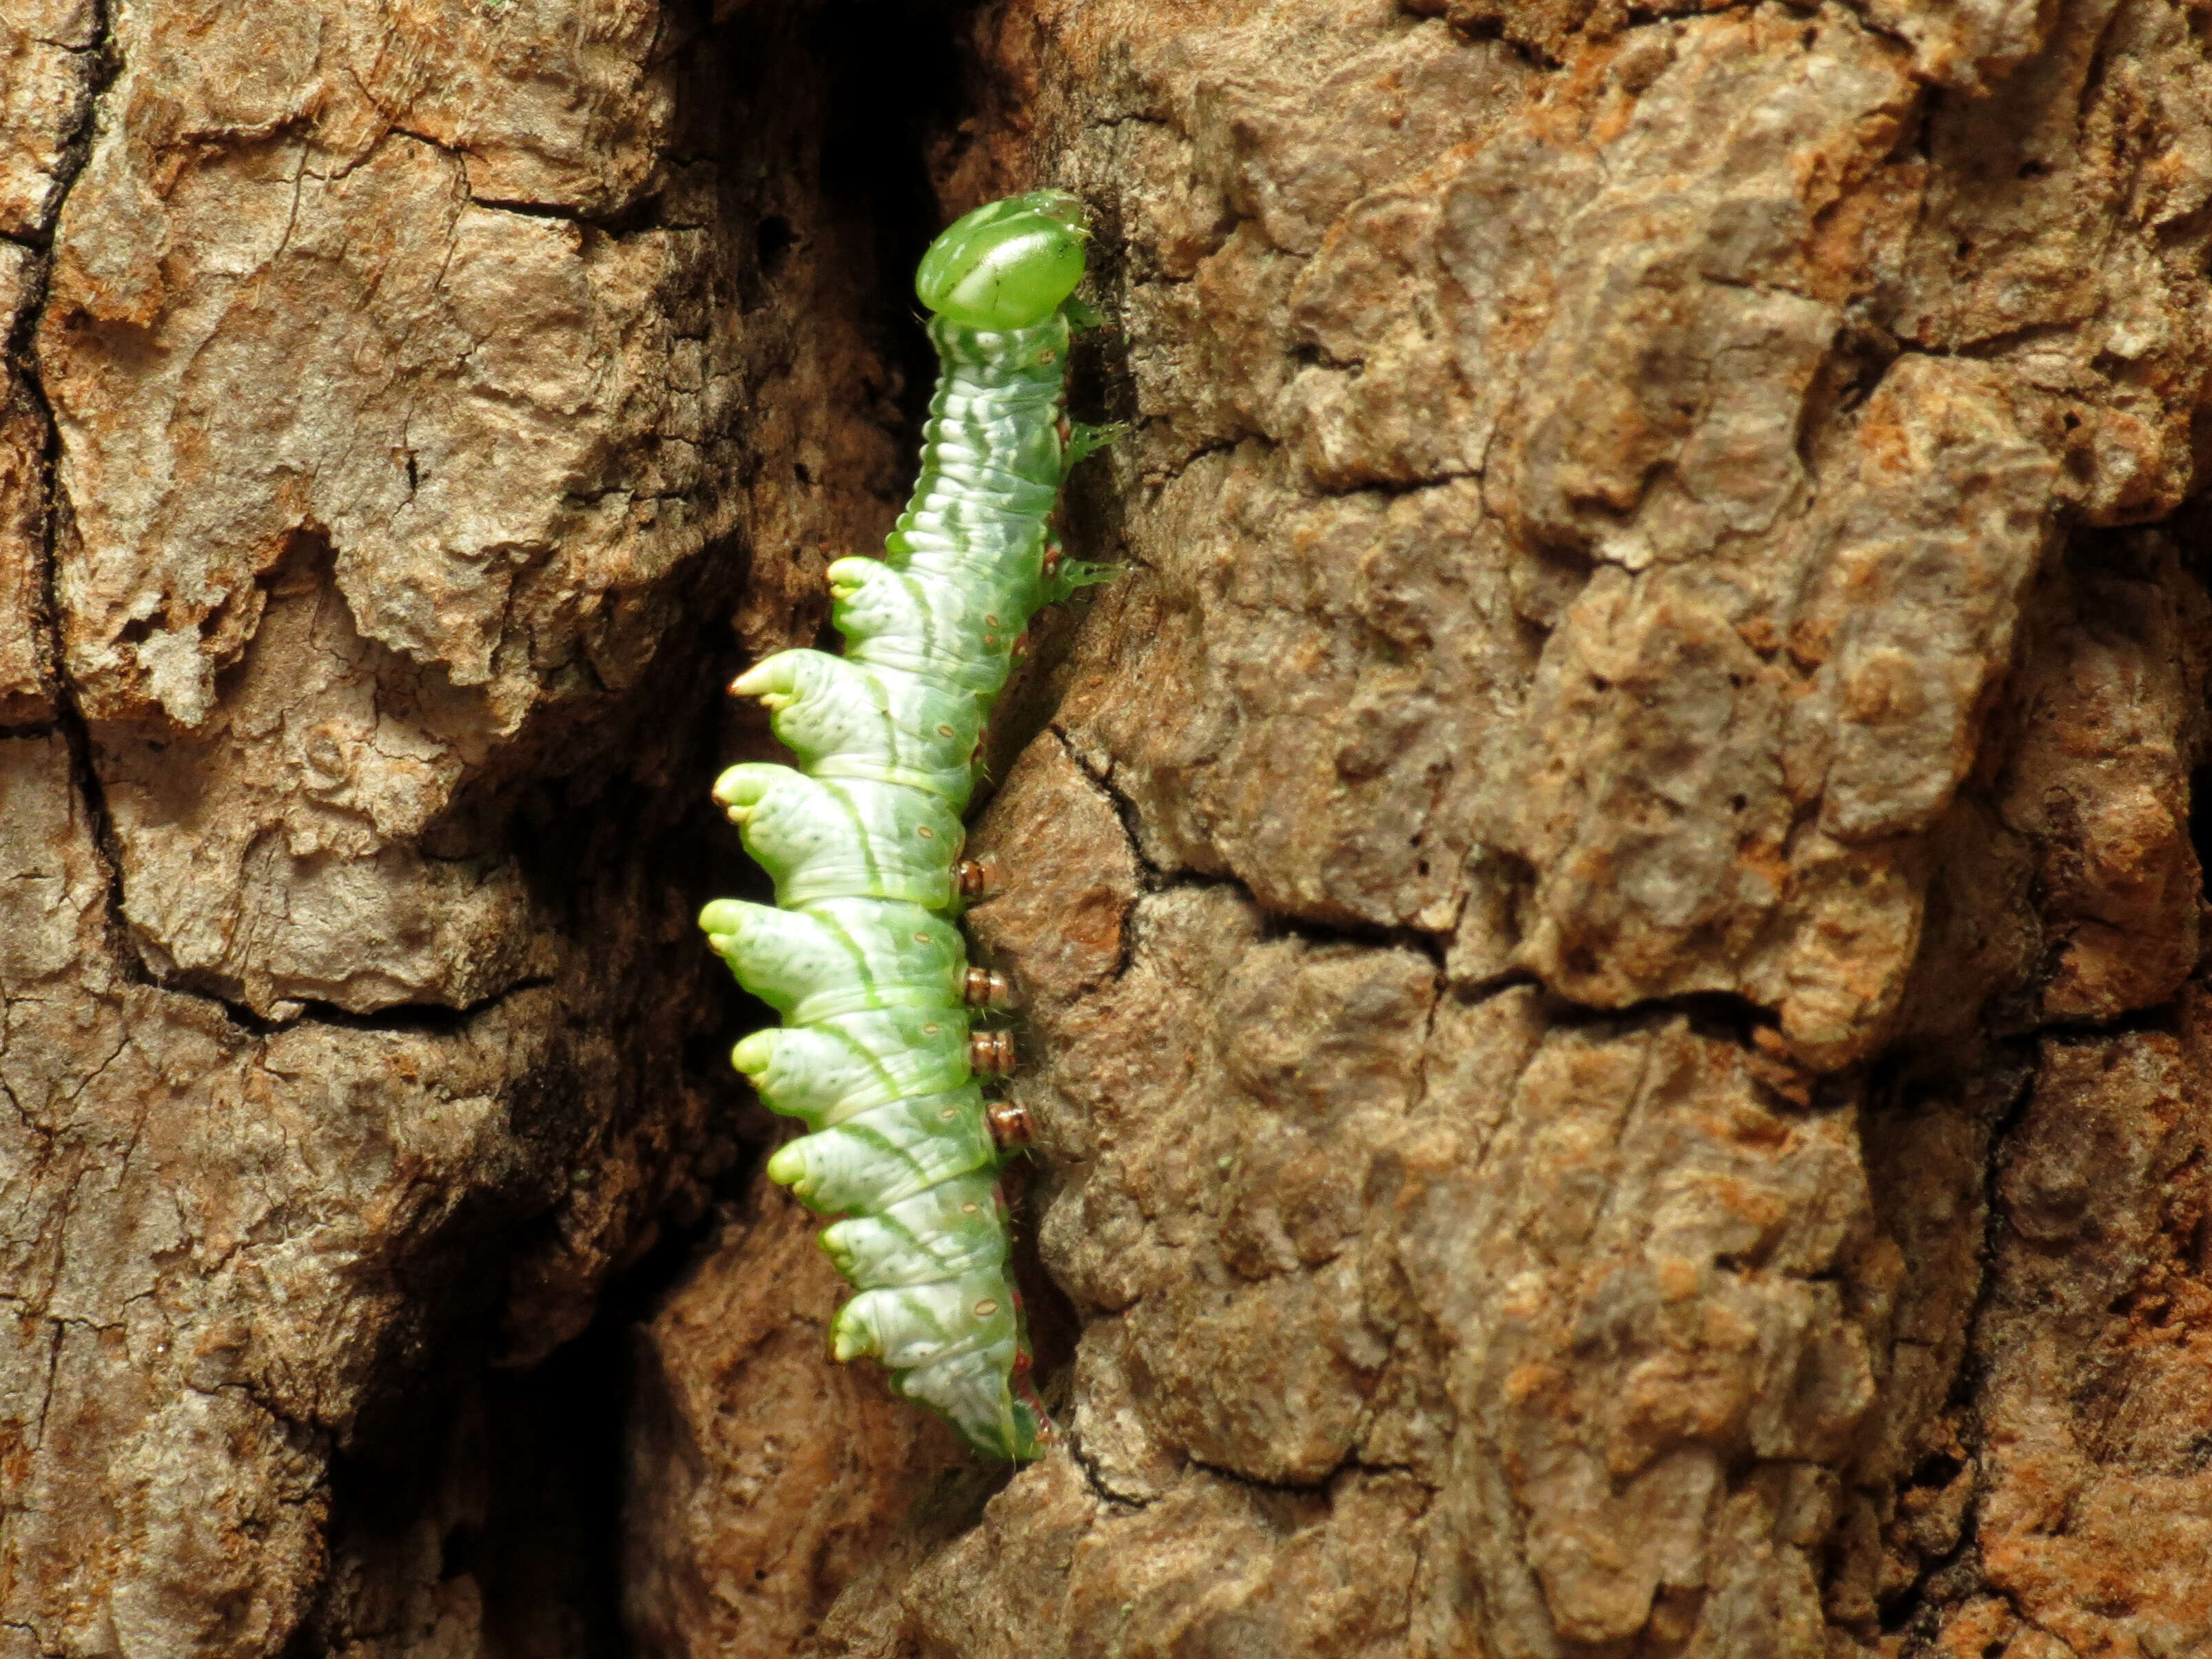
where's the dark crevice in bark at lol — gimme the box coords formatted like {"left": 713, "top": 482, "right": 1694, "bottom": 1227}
{"left": 1258, "top": 905, "right": 1452, "bottom": 970}
{"left": 2028, "top": 999, "right": 2187, "bottom": 1044}
{"left": 1873, "top": 1056, "right": 2034, "bottom": 1651}
{"left": 1853, "top": 505, "right": 2212, "bottom": 1645}
{"left": 1621, "top": 0, "right": 1761, "bottom": 25}
{"left": 1533, "top": 980, "right": 1786, "bottom": 1044}
{"left": 1408, "top": 0, "right": 1797, "bottom": 72}
{"left": 1045, "top": 717, "right": 1167, "bottom": 881}
{"left": 1447, "top": 962, "right": 1548, "bottom": 1004}
{"left": 19, "top": 3, "right": 128, "bottom": 1000}
{"left": 1181, "top": 1445, "right": 1433, "bottom": 1503}
{"left": 1881, "top": 1523, "right": 1990, "bottom": 1651}
{"left": 187, "top": 976, "right": 562, "bottom": 1039}
{"left": 1064, "top": 1430, "right": 1155, "bottom": 1509}
{"left": 1045, "top": 722, "right": 1809, "bottom": 1080}
{"left": 467, "top": 191, "right": 670, "bottom": 240}
{"left": 285, "top": 3, "right": 1019, "bottom": 1650}
{"left": 814, "top": 0, "right": 982, "bottom": 440}
{"left": 300, "top": 1213, "right": 717, "bottom": 1659}
{"left": 8, "top": 2, "right": 114, "bottom": 257}
{"left": 2188, "top": 756, "right": 2212, "bottom": 910}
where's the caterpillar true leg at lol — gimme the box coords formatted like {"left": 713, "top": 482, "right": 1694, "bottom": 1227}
{"left": 703, "top": 190, "right": 1107, "bottom": 1461}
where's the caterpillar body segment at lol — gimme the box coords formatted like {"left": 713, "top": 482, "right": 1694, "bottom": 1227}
{"left": 711, "top": 764, "right": 967, "bottom": 913}
{"left": 818, "top": 1169, "right": 1007, "bottom": 1283}
{"left": 832, "top": 1271, "right": 1020, "bottom": 1371}
{"left": 730, "top": 652, "right": 987, "bottom": 808}
{"left": 770, "top": 1092, "right": 999, "bottom": 1213}
{"left": 730, "top": 1004, "right": 974, "bottom": 1126}
{"left": 701, "top": 897, "right": 967, "bottom": 1024}
{"left": 830, "top": 558, "right": 1026, "bottom": 695}
{"left": 704, "top": 189, "right": 1105, "bottom": 1462}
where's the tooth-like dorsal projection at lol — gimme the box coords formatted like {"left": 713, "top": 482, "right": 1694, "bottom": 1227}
{"left": 702, "top": 188, "right": 1112, "bottom": 1463}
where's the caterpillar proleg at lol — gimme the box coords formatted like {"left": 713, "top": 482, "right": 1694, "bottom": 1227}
{"left": 702, "top": 192, "right": 1108, "bottom": 1460}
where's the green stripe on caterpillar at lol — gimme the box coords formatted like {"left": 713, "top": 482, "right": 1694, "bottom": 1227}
{"left": 700, "top": 191, "right": 1112, "bottom": 1461}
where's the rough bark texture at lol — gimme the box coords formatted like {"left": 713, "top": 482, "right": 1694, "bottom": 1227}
{"left": 8, "top": 0, "right": 2212, "bottom": 1656}
{"left": 1, "top": 0, "right": 924, "bottom": 1651}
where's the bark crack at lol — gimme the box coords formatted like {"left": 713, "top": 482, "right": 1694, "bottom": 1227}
{"left": 192, "top": 974, "right": 558, "bottom": 1038}
{"left": 16, "top": 0, "right": 127, "bottom": 1015}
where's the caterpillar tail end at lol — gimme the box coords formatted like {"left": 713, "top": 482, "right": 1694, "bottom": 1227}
{"left": 826, "top": 1279, "right": 1058, "bottom": 1462}
{"left": 999, "top": 1339, "right": 1058, "bottom": 1461}
{"left": 998, "top": 1397, "right": 1056, "bottom": 1463}
{"left": 901, "top": 1365, "right": 1057, "bottom": 1463}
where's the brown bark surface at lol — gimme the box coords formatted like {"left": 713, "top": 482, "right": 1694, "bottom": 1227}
{"left": 6, "top": 1, "right": 2212, "bottom": 1656}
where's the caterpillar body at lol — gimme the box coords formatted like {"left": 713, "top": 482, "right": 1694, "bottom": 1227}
{"left": 700, "top": 192, "right": 1108, "bottom": 1461}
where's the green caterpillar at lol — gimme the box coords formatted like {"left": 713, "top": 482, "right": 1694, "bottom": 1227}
{"left": 700, "top": 192, "right": 1110, "bottom": 1461}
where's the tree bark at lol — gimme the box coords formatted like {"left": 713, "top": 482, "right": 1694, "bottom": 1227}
{"left": 6, "top": 1, "right": 2212, "bottom": 1656}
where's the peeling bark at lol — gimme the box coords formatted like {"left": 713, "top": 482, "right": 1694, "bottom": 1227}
{"left": 6, "top": 1, "right": 2212, "bottom": 1656}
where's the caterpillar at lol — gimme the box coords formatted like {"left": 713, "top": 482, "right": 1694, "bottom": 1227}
{"left": 699, "top": 192, "right": 1111, "bottom": 1461}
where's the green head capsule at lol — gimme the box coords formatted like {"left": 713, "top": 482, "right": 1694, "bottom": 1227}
{"left": 914, "top": 189, "right": 1089, "bottom": 330}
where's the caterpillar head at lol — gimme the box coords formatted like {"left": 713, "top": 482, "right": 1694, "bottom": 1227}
{"left": 915, "top": 190, "right": 1088, "bottom": 330}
